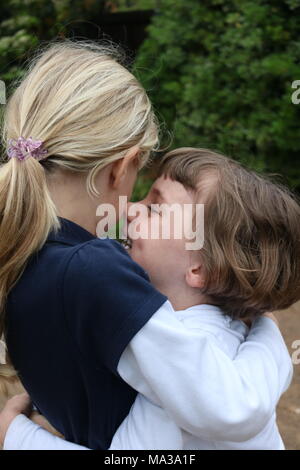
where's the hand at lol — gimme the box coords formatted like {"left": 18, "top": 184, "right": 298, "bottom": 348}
{"left": 31, "top": 411, "right": 64, "bottom": 438}
{"left": 0, "top": 393, "right": 32, "bottom": 448}
{"left": 242, "top": 312, "right": 279, "bottom": 330}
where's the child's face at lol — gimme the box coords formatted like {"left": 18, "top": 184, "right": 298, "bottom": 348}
{"left": 126, "top": 175, "right": 204, "bottom": 296}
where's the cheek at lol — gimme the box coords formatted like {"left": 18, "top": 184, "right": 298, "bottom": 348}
{"left": 130, "top": 238, "right": 161, "bottom": 274}
{"left": 140, "top": 240, "right": 173, "bottom": 270}
{"left": 158, "top": 238, "right": 189, "bottom": 280}
{"left": 128, "top": 215, "right": 188, "bottom": 277}
{"left": 122, "top": 170, "right": 138, "bottom": 200}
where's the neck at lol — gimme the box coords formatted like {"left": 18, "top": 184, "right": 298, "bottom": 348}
{"left": 156, "top": 283, "right": 211, "bottom": 311}
{"left": 46, "top": 166, "right": 112, "bottom": 236}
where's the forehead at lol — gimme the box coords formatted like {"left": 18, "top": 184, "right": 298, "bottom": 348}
{"left": 149, "top": 175, "right": 194, "bottom": 205}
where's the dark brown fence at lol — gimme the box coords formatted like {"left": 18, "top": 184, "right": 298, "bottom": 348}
{"left": 67, "top": 10, "right": 154, "bottom": 57}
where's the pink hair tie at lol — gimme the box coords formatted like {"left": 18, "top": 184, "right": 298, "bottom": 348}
{"left": 7, "top": 136, "right": 48, "bottom": 161}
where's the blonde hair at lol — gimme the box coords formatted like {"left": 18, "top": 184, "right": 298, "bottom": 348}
{"left": 160, "top": 147, "right": 300, "bottom": 320}
{"left": 0, "top": 39, "right": 159, "bottom": 393}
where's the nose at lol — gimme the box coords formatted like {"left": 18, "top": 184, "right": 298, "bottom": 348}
{"left": 127, "top": 199, "right": 147, "bottom": 224}
{"left": 127, "top": 202, "right": 135, "bottom": 223}
{"left": 127, "top": 201, "right": 142, "bottom": 223}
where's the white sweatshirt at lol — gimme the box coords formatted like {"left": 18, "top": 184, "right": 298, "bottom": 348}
{"left": 4, "top": 302, "right": 293, "bottom": 450}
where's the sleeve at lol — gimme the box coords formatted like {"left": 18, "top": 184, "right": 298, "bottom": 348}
{"left": 109, "top": 394, "right": 183, "bottom": 450}
{"left": 3, "top": 395, "right": 183, "bottom": 450}
{"left": 62, "top": 238, "right": 167, "bottom": 374}
{"left": 4, "top": 397, "right": 182, "bottom": 451}
{"left": 117, "top": 301, "right": 294, "bottom": 442}
{"left": 4, "top": 415, "right": 89, "bottom": 451}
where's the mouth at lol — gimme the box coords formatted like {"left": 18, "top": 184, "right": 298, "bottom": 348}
{"left": 121, "top": 237, "right": 132, "bottom": 250}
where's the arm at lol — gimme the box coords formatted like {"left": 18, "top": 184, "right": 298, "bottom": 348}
{"left": 4, "top": 414, "right": 89, "bottom": 451}
{"left": 117, "top": 301, "right": 293, "bottom": 442}
{"left": 0, "top": 394, "right": 85, "bottom": 451}
{"left": 1, "top": 308, "right": 292, "bottom": 449}
{"left": 63, "top": 242, "right": 292, "bottom": 445}
{"left": 3, "top": 392, "right": 182, "bottom": 450}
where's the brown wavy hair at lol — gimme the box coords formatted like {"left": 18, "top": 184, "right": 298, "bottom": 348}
{"left": 159, "top": 147, "right": 300, "bottom": 320}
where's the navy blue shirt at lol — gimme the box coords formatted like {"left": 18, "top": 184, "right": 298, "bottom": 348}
{"left": 6, "top": 217, "right": 167, "bottom": 449}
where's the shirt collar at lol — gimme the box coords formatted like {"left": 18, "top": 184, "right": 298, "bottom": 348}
{"left": 174, "top": 303, "right": 226, "bottom": 321}
{"left": 173, "top": 303, "right": 249, "bottom": 336}
{"left": 47, "top": 217, "right": 96, "bottom": 246}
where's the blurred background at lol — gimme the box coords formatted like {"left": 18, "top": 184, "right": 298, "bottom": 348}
{"left": 0, "top": 0, "right": 299, "bottom": 450}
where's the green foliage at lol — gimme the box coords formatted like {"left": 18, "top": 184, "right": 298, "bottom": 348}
{"left": 1, "top": 0, "right": 299, "bottom": 195}
{"left": 111, "top": 0, "right": 157, "bottom": 11}
{"left": 131, "top": 169, "right": 154, "bottom": 201}
{"left": 0, "top": 0, "right": 107, "bottom": 84}
{"left": 134, "top": 0, "right": 300, "bottom": 191}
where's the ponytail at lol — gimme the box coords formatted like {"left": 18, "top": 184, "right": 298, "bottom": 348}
{"left": 0, "top": 156, "right": 59, "bottom": 394}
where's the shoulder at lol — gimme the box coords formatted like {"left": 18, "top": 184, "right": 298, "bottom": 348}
{"left": 64, "top": 238, "right": 150, "bottom": 283}
{"left": 61, "top": 237, "right": 165, "bottom": 314}
{"left": 60, "top": 238, "right": 167, "bottom": 372}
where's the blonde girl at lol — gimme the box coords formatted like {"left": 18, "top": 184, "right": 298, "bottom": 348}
{"left": 0, "top": 39, "right": 292, "bottom": 450}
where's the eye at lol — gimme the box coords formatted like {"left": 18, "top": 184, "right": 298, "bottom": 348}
{"left": 147, "top": 204, "right": 161, "bottom": 216}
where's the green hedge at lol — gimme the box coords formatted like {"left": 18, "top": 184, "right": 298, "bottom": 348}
{"left": 0, "top": 0, "right": 107, "bottom": 84}
{"left": 134, "top": 0, "right": 300, "bottom": 191}
{"left": 1, "top": 0, "right": 300, "bottom": 195}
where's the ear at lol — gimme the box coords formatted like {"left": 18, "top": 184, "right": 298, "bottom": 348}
{"left": 185, "top": 263, "right": 206, "bottom": 289}
{"left": 111, "top": 146, "right": 140, "bottom": 189}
